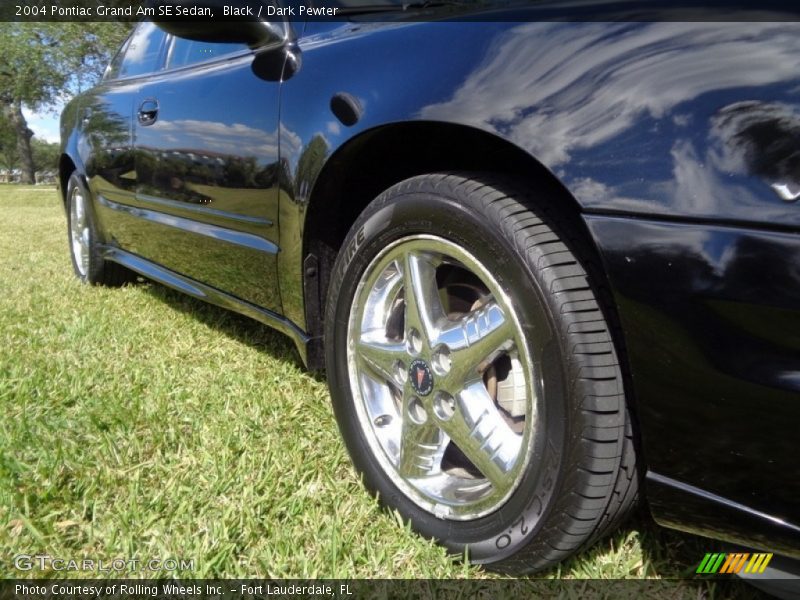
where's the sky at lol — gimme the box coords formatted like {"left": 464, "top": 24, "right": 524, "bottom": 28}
{"left": 23, "top": 106, "right": 62, "bottom": 144}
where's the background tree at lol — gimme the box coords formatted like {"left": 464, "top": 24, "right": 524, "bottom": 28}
{"left": 0, "top": 23, "right": 132, "bottom": 183}
{"left": 31, "top": 139, "right": 61, "bottom": 173}
{"left": 0, "top": 114, "right": 18, "bottom": 172}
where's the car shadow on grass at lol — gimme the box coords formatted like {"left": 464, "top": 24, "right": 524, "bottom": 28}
{"left": 138, "top": 280, "right": 772, "bottom": 596}
{"left": 141, "top": 279, "right": 326, "bottom": 381}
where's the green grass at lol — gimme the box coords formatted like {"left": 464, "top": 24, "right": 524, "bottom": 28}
{"left": 0, "top": 185, "right": 765, "bottom": 595}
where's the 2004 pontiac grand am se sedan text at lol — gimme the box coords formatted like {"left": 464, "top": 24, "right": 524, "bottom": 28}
{"left": 58, "top": 0, "right": 800, "bottom": 578}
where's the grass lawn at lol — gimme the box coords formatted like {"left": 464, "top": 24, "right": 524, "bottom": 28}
{"left": 0, "top": 184, "right": 765, "bottom": 596}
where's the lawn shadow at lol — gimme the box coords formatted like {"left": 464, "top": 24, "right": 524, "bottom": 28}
{"left": 131, "top": 280, "right": 770, "bottom": 596}
{"left": 140, "top": 279, "right": 326, "bottom": 382}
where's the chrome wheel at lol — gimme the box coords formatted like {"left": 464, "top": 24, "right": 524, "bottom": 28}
{"left": 347, "top": 234, "right": 536, "bottom": 520}
{"left": 69, "top": 185, "right": 90, "bottom": 277}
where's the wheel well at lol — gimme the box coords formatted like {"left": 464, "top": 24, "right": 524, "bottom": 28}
{"left": 303, "top": 122, "right": 586, "bottom": 342}
{"left": 59, "top": 154, "right": 76, "bottom": 205}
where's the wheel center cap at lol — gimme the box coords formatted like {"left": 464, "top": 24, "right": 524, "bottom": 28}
{"left": 408, "top": 359, "right": 434, "bottom": 396}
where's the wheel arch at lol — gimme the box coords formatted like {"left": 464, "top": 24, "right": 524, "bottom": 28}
{"left": 303, "top": 121, "right": 608, "bottom": 345}
{"left": 58, "top": 153, "right": 78, "bottom": 207}
{"left": 303, "top": 121, "right": 579, "bottom": 259}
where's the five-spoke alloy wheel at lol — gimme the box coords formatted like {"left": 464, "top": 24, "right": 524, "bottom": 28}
{"left": 69, "top": 178, "right": 91, "bottom": 279}
{"left": 348, "top": 235, "right": 535, "bottom": 520}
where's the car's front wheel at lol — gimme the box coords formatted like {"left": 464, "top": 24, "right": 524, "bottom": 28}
{"left": 325, "top": 173, "right": 638, "bottom": 573}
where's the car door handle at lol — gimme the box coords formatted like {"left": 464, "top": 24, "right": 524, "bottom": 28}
{"left": 137, "top": 99, "right": 159, "bottom": 126}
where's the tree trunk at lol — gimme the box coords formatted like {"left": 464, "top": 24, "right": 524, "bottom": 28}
{"left": 3, "top": 101, "right": 35, "bottom": 184}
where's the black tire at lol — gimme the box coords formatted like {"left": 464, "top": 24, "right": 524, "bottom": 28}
{"left": 65, "top": 172, "right": 133, "bottom": 286}
{"left": 325, "top": 173, "right": 638, "bottom": 574}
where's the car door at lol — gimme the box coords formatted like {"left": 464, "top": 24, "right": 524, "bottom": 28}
{"left": 124, "top": 32, "right": 286, "bottom": 313}
{"left": 84, "top": 23, "right": 167, "bottom": 232}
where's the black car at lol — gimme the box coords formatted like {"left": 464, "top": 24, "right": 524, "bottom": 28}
{"left": 59, "top": 4, "right": 800, "bottom": 576}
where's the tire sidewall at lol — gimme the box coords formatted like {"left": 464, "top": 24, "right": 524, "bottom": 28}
{"left": 325, "top": 186, "right": 572, "bottom": 562}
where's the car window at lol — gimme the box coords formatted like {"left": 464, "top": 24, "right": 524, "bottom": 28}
{"left": 166, "top": 38, "right": 250, "bottom": 70}
{"left": 103, "top": 33, "right": 132, "bottom": 81}
{"left": 117, "top": 22, "right": 167, "bottom": 79}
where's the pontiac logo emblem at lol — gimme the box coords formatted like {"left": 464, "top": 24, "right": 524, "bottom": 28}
{"left": 408, "top": 359, "right": 433, "bottom": 396}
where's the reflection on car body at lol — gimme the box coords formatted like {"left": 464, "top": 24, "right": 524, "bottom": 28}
{"left": 59, "top": 2, "right": 800, "bottom": 577}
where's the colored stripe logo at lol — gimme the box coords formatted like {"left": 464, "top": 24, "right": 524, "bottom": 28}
{"left": 696, "top": 552, "right": 773, "bottom": 574}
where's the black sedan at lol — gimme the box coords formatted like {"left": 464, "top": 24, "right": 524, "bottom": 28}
{"left": 58, "top": 3, "right": 800, "bottom": 576}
